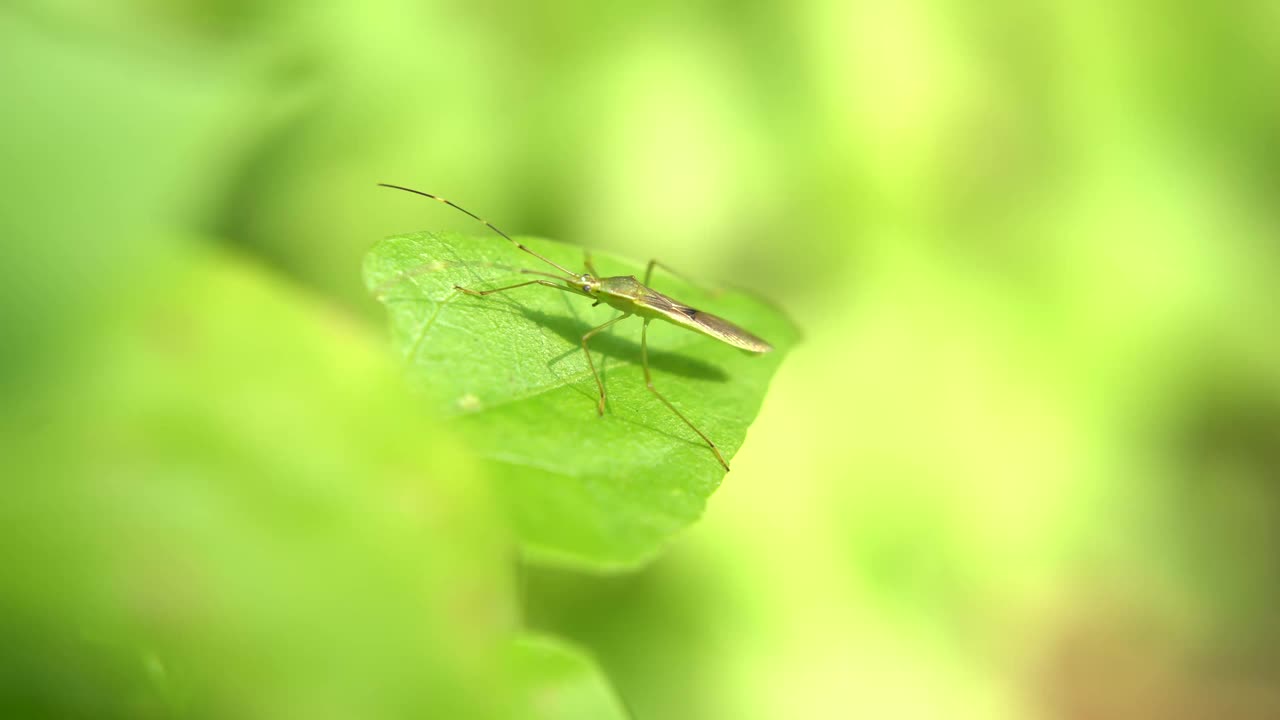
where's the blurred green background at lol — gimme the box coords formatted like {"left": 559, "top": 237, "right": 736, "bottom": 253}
{"left": 4, "top": 1, "right": 1280, "bottom": 718}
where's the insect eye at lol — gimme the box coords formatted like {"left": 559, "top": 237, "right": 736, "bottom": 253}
{"left": 582, "top": 284, "right": 592, "bottom": 293}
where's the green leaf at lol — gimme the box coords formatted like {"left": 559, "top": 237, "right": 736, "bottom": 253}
{"left": 2, "top": 250, "right": 517, "bottom": 719}
{"left": 508, "top": 633, "right": 629, "bottom": 720}
{"left": 365, "top": 231, "right": 798, "bottom": 567}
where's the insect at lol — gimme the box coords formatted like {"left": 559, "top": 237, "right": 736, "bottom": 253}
{"left": 379, "top": 183, "right": 773, "bottom": 471}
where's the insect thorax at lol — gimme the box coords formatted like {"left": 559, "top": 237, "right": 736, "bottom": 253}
{"left": 599, "top": 275, "right": 643, "bottom": 296}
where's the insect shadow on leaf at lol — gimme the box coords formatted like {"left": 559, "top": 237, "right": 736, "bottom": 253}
{"left": 518, "top": 307, "right": 729, "bottom": 382}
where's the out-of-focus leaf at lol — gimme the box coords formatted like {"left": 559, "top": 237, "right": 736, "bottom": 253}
{"left": 364, "top": 231, "right": 798, "bottom": 568}
{"left": 0, "top": 249, "right": 515, "bottom": 719}
{"left": 0, "top": 12, "right": 244, "bottom": 392}
{"left": 509, "top": 633, "right": 629, "bottom": 720}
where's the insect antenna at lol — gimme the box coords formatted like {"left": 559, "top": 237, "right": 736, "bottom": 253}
{"left": 378, "top": 183, "right": 579, "bottom": 278}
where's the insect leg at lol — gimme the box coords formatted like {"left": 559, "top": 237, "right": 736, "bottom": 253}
{"left": 643, "top": 259, "right": 722, "bottom": 298}
{"left": 582, "top": 313, "right": 631, "bottom": 415}
{"left": 453, "top": 279, "right": 572, "bottom": 297}
{"left": 640, "top": 318, "right": 730, "bottom": 471}
{"left": 584, "top": 251, "right": 601, "bottom": 278}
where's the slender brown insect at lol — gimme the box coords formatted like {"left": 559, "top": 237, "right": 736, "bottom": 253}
{"left": 379, "top": 183, "right": 772, "bottom": 471}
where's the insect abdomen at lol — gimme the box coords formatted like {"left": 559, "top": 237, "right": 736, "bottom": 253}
{"left": 676, "top": 309, "right": 774, "bottom": 352}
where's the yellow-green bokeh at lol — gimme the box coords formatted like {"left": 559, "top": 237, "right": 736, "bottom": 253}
{"left": 4, "top": 1, "right": 1279, "bottom": 718}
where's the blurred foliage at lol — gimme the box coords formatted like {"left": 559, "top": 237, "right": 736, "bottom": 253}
{"left": 508, "top": 634, "right": 629, "bottom": 720}
{"left": 1, "top": 249, "right": 516, "bottom": 717}
{"left": 4, "top": 0, "right": 1280, "bottom": 718}
{"left": 365, "top": 230, "right": 797, "bottom": 566}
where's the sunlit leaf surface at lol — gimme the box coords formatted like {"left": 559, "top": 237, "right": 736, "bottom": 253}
{"left": 365, "top": 231, "right": 798, "bottom": 567}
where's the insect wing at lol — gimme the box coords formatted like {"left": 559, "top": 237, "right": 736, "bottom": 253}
{"left": 644, "top": 290, "right": 773, "bottom": 353}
